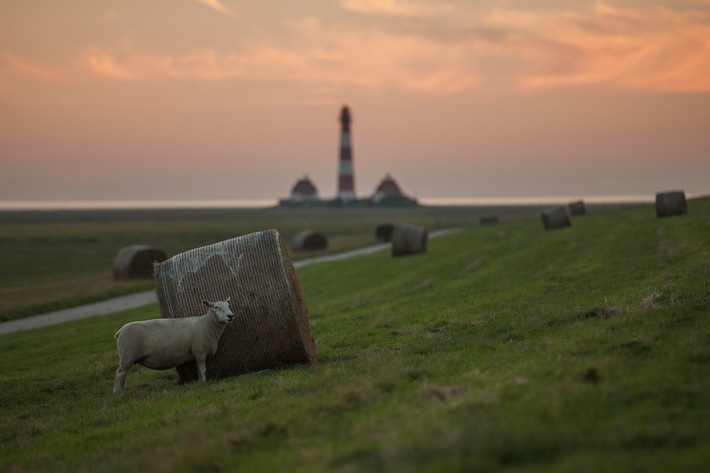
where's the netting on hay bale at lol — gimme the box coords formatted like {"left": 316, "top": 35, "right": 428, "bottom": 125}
{"left": 292, "top": 230, "right": 328, "bottom": 252}
{"left": 375, "top": 224, "right": 394, "bottom": 242}
{"left": 480, "top": 216, "right": 499, "bottom": 225}
{"left": 113, "top": 245, "right": 168, "bottom": 281}
{"left": 569, "top": 200, "right": 586, "bottom": 216}
{"left": 655, "top": 191, "right": 687, "bottom": 218}
{"left": 392, "top": 224, "right": 428, "bottom": 257}
{"left": 541, "top": 207, "right": 571, "bottom": 230}
{"left": 153, "top": 229, "right": 317, "bottom": 383}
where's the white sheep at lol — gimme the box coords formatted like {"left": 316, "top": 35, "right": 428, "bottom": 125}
{"left": 113, "top": 297, "right": 234, "bottom": 393}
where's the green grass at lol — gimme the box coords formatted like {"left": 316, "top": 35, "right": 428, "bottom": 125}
{"left": 1, "top": 199, "right": 708, "bottom": 472}
{"left": 0, "top": 204, "right": 567, "bottom": 321}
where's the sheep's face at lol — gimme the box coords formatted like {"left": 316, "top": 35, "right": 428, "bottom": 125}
{"left": 204, "top": 298, "right": 234, "bottom": 324}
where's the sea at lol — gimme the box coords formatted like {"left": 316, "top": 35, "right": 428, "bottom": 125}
{"left": 0, "top": 195, "right": 663, "bottom": 211}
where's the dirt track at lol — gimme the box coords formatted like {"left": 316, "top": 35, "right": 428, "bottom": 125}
{"left": 0, "top": 229, "right": 459, "bottom": 336}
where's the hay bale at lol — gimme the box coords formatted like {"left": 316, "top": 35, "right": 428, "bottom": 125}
{"left": 480, "top": 216, "right": 499, "bottom": 225}
{"left": 153, "top": 229, "right": 317, "bottom": 382}
{"left": 391, "top": 224, "right": 428, "bottom": 257}
{"left": 292, "top": 230, "right": 327, "bottom": 252}
{"left": 375, "top": 224, "right": 394, "bottom": 242}
{"left": 541, "top": 207, "right": 571, "bottom": 230}
{"left": 655, "top": 190, "right": 687, "bottom": 218}
{"left": 569, "top": 200, "right": 586, "bottom": 216}
{"left": 112, "top": 245, "right": 167, "bottom": 281}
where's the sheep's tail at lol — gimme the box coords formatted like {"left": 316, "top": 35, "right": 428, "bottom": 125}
{"left": 114, "top": 327, "right": 122, "bottom": 340}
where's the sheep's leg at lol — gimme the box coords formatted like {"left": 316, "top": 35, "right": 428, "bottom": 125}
{"left": 113, "top": 361, "right": 132, "bottom": 393}
{"left": 196, "top": 355, "right": 207, "bottom": 382}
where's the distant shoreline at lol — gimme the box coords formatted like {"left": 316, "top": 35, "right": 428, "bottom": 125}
{"left": 0, "top": 194, "right": 670, "bottom": 211}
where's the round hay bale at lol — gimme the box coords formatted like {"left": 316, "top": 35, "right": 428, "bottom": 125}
{"left": 292, "top": 230, "right": 327, "bottom": 252}
{"left": 375, "top": 224, "right": 394, "bottom": 242}
{"left": 479, "top": 216, "right": 499, "bottom": 225}
{"left": 153, "top": 229, "right": 317, "bottom": 382}
{"left": 112, "top": 245, "right": 167, "bottom": 281}
{"left": 569, "top": 200, "right": 586, "bottom": 216}
{"left": 541, "top": 207, "right": 571, "bottom": 230}
{"left": 391, "top": 224, "right": 428, "bottom": 257}
{"left": 655, "top": 190, "right": 687, "bottom": 218}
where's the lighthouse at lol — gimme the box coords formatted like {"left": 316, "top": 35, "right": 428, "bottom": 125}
{"left": 336, "top": 105, "right": 356, "bottom": 202}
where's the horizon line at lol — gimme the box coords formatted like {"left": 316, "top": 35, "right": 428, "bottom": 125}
{"left": 2, "top": 193, "right": 697, "bottom": 211}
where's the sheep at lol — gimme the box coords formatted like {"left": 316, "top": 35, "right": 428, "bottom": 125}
{"left": 113, "top": 297, "right": 234, "bottom": 393}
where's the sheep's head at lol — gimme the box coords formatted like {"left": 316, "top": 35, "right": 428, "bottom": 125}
{"left": 203, "top": 297, "right": 234, "bottom": 323}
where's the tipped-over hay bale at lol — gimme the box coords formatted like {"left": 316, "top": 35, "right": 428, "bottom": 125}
{"left": 292, "top": 230, "right": 327, "bottom": 252}
{"left": 153, "top": 229, "right": 317, "bottom": 382}
{"left": 375, "top": 224, "right": 394, "bottom": 242}
{"left": 655, "top": 190, "right": 687, "bottom": 218}
{"left": 113, "top": 245, "right": 167, "bottom": 281}
{"left": 541, "top": 207, "right": 571, "bottom": 230}
{"left": 569, "top": 200, "right": 586, "bottom": 216}
{"left": 392, "top": 224, "right": 428, "bottom": 257}
{"left": 480, "top": 216, "right": 499, "bottom": 225}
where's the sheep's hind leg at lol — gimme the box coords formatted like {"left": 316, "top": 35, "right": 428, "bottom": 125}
{"left": 113, "top": 362, "right": 132, "bottom": 393}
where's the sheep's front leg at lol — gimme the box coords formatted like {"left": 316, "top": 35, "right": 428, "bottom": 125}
{"left": 195, "top": 355, "right": 208, "bottom": 382}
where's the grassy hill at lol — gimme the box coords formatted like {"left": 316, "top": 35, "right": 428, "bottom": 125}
{"left": 1, "top": 199, "right": 708, "bottom": 472}
{"left": 0, "top": 204, "right": 556, "bottom": 321}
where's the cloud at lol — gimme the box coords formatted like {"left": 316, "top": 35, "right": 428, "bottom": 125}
{"left": 2, "top": 52, "right": 62, "bottom": 81}
{"left": 2, "top": 2, "right": 709, "bottom": 100}
{"left": 340, "top": 0, "right": 456, "bottom": 18}
{"left": 192, "top": 0, "right": 234, "bottom": 16}
{"left": 0, "top": 52, "right": 76, "bottom": 102}
{"left": 85, "top": 48, "right": 137, "bottom": 80}
{"left": 345, "top": 2, "right": 710, "bottom": 92}
{"left": 488, "top": 4, "right": 710, "bottom": 92}
{"left": 104, "top": 10, "right": 122, "bottom": 24}
{"left": 73, "top": 18, "right": 476, "bottom": 95}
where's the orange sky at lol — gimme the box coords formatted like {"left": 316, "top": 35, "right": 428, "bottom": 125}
{"left": 1, "top": 0, "right": 709, "bottom": 202}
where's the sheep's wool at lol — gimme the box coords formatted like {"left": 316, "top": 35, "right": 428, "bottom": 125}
{"left": 154, "top": 229, "right": 317, "bottom": 382}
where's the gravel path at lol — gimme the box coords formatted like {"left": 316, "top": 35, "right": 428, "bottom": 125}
{"left": 0, "top": 228, "right": 459, "bottom": 336}
{"left": 0, "top": 292, "right": 158, "bottom": 336}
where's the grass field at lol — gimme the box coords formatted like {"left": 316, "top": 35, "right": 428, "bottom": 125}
{"left": 1, "top": 199, "right": 708, "bottom": 472}
{"left": 0, "top": 204, "right": 579, "bottom": 321}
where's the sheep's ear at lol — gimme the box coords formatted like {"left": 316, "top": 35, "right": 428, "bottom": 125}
{"left": 202, "top": 299, "right": 213, "bottom": 308}
{"left": 225, "top": 296, "right": 231, "bottom": 302}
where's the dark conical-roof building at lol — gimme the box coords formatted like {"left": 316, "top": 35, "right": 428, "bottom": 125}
{"left": 289, "top": 175, "right": 319, "bottom": 202}
{"left": 373, "top": 174, "right": 403, "bottom": 201}
{"left": 372, "top": 174, "right": 417, "bottom": 206}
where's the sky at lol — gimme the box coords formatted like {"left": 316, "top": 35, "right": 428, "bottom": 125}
{"left": 1, "top": 0, "right": 709, "bottom": 203}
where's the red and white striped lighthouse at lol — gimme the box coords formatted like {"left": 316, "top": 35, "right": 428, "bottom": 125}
{"left": 336, "top": 105, "right": 356, "bottom": 202}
